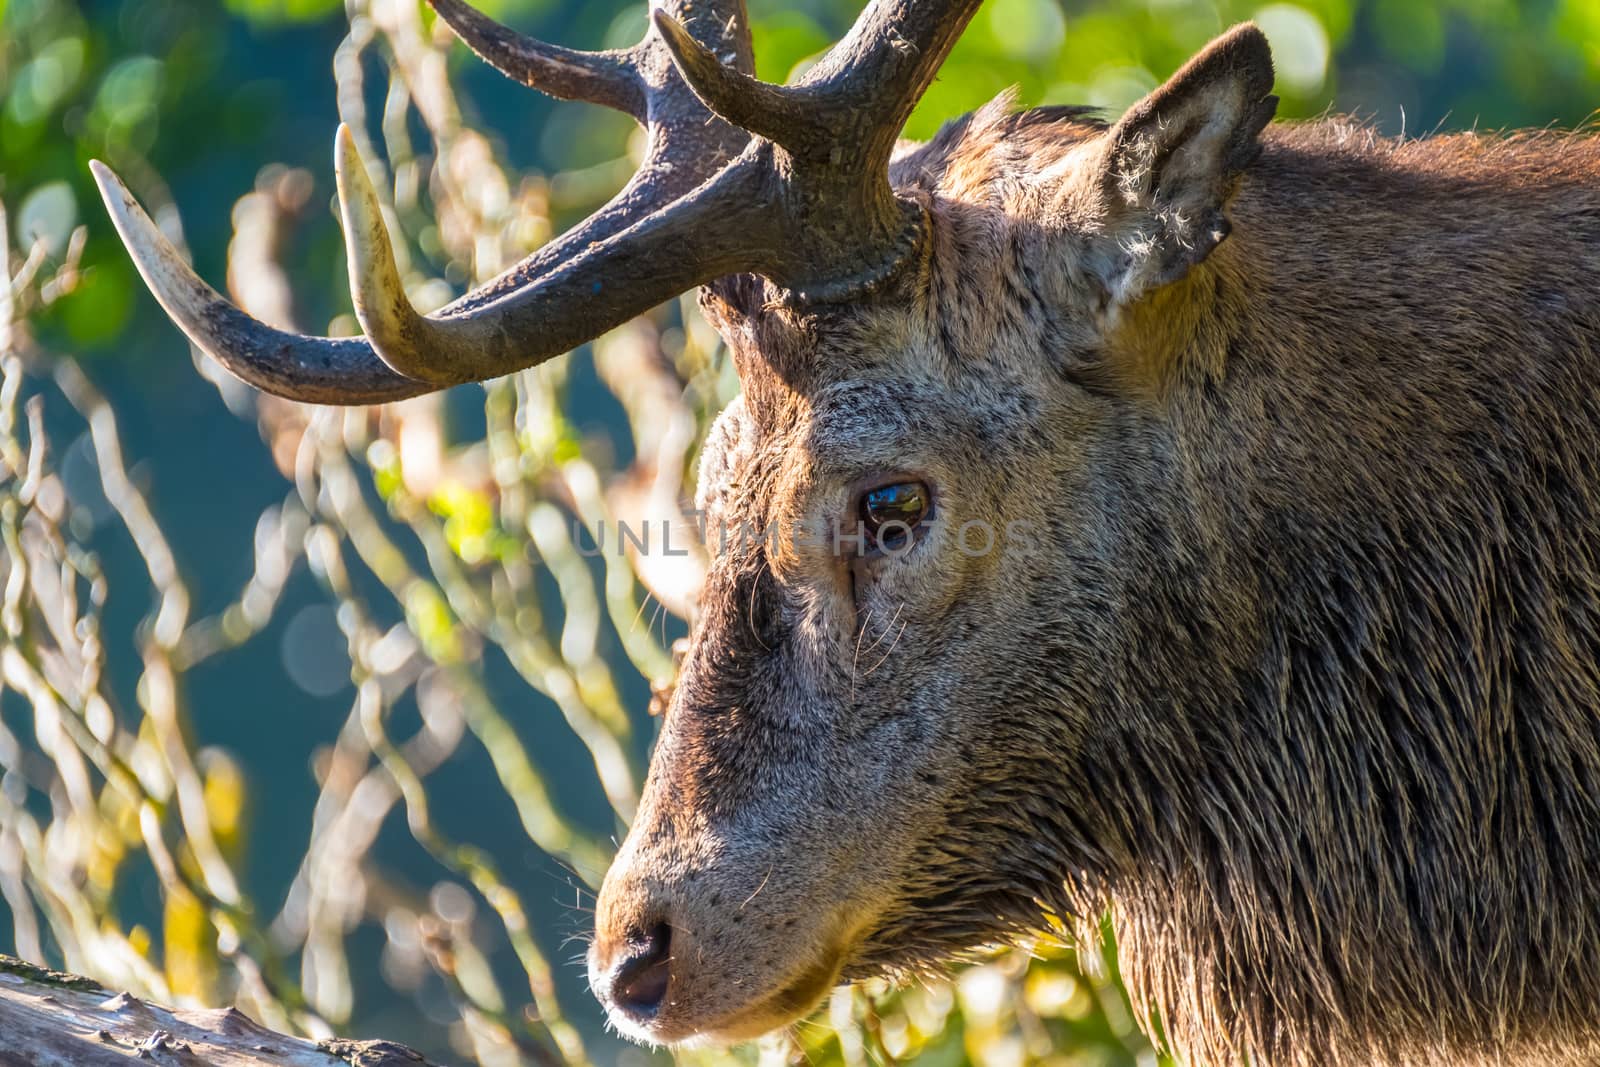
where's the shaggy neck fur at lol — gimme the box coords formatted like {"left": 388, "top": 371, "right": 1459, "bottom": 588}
{"left": 1056, "top": 127, "right": 1600, "bottom": 1067}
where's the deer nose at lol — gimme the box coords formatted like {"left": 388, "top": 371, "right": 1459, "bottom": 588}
{"left": 605, "top": 922, "right": 673, "bottom": 1021}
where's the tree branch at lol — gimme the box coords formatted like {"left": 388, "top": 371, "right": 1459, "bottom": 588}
{"left": 0, "top": 955, "right": 441, "bottom": 1066}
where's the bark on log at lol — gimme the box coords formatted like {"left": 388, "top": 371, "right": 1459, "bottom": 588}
{"left": 0, "top": 955, "right": 441, "bottom": 1066}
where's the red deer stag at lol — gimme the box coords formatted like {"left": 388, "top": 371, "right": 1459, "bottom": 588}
{"left": 94, "top": 2, "right": 1600, "bottom": 1065}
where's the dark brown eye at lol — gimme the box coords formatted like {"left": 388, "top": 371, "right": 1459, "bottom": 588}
{"left": 860, "top": 481, "right": 930, "bottom": 553}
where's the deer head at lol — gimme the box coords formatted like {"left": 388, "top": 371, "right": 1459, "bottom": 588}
{"left": 96, "top": 0, "right": 1279, "bottom": 1049}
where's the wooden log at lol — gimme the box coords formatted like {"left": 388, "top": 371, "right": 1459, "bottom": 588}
{"left": 0, "top": 956, "right": 440, "bottom": 1066}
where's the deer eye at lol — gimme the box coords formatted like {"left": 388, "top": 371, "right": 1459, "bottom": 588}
{"left": 859, "top": 481, "right": 930, "bottom": 553}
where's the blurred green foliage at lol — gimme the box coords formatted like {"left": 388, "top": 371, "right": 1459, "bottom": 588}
{"left": 3, "top": 1, "right": 1600, "bottom": 1065}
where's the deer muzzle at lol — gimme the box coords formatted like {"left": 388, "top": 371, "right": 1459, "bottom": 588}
{"left": 588, "top": 823, "right": 875, "bottom": 1045}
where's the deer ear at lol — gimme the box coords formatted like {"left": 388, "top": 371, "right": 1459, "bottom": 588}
{"left": 1091, "top": 24, "right": 1276, "bottom": 303}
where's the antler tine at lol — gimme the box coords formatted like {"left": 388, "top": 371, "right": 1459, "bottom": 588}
{"left": 91, "top": 160, "right": 432, "bottom": 404}
{"left": 428, "top": 0, "right": 646, "bottom": 120}
{"left": 93, "top": 0, "right": 756, "bottom": 404}
{"left": 651, "top": 14, "right": 818, "bottom": 151}
{"left": 656, "top": 0, "right": 983, "bottom": 168}
{"left": 95, "top": 134, "right": 776, "bottom": 401}
{"left": 651, "top": 0, "right": 984, "bottom": 301}
{"left": 804, "top": 0, "right": 985, "bottom": 156}
{"left": 437, "top": 0, "right": 755, "bottom": 313}
{"left": 331, "top": 122, "right": 776, "bottom": 385}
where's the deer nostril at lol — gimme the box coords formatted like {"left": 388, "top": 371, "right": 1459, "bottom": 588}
{"left": 611, "top": 922, "right": 672, "bottom": 1020}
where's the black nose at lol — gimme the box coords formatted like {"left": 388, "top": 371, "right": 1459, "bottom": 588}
{"left": 611, "top": 922, "right": 672, "bottom": 1020}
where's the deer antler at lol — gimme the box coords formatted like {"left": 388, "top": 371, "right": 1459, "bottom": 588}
{"left": 426, "top": 0, "right": 654, "bottom": 119}
{"left": 92, "top": 0, "right": 982, "bottom": 406}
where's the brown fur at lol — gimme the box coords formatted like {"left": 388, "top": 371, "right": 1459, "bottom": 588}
{"left": 590, "top": 25, "right": 1600, "bottom": 1067}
